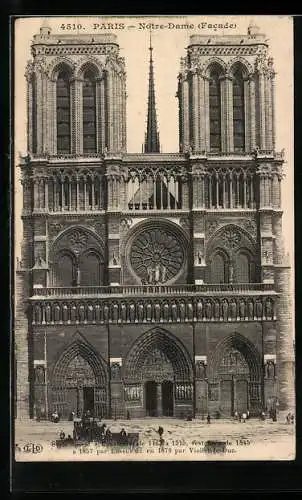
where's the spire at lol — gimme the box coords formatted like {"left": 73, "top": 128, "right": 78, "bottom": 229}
{"left": 144, "top": 30, "right": 160, "bottom": 153}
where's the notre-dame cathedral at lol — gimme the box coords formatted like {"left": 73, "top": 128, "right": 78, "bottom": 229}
{"left": 15, "top": 21, "right": 294, "bottom": 420}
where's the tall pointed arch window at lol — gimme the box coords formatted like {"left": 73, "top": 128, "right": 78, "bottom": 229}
{"left": 56, "top": 70, "right": 71, "bottom": 154}
{"left": 83, "top": 69, "right": 97, "bottom": 153}
{"left": 233, "top": 68, "right": 245, "bottom": 151}
{"left": 209, "top": 68, "right": 222, "bottom": 152}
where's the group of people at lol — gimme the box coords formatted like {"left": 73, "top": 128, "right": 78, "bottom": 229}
{"left": 234, "top": 410, "right": 250, "bottom": 422}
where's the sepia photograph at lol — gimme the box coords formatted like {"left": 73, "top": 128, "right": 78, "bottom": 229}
{"left": 13, "top": 14, "right": 295, "bottom": 462}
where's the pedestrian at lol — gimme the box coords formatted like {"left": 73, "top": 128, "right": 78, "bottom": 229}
{"left": 234, "top": 410, "right": 238, "bottom": 421}
{"left": 238, "top": 413, "right": 242, "bottom": 423}
{"left": 158, "top": 426, "right": 164, "bottom": 438}
{"left": 291, "top": 413, "right": 295, "bottom": 425}
{"left": 207, "top": 414, "right": 211, "bottom": 424}
{"left": 127, "top": 410, "right": 131, "bottom": 420}
{"left": 242, "top": 412, "right": 247, "bottom": 423}
{"left": 272, "top": 409, "right": 277, "bottom": 422}
{"left": 261, "top": 410, "right": 266, "bottom": 421}
{"left": 120, "top": 428, "right": 127, "bottom": 437}
{"left": 247, "top": 410, "right": 250, "bottom": 420}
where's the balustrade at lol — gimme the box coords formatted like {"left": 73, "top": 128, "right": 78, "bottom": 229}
{"left": 32, "top": 282, "right": 274, "bottom": 297}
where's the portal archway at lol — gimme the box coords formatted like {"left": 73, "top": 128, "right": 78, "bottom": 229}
{"left": 208, "top": 333, "right": 262, "bottom": 416}
{"left": 123, "top": 328, "right": 193, "bottom": 417}
{"left": 50, "top": 338, "right": 108, "bottom": 419}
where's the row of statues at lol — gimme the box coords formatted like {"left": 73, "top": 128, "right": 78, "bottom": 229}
{"left": 32, "top": 297, "right": 276, "bottom": 324}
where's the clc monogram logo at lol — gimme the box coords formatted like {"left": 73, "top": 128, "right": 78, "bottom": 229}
{"left": 22, "top": 443, "right": 43, "bottom": 454}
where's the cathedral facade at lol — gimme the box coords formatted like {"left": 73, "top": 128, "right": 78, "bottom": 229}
{"left": 15, "top": 22, "right": 294, "bottom": 420}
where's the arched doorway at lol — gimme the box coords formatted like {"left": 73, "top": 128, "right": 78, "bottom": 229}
{"left": 123, "top": 328, "right": 193, "bottom": 418}
{"left": 209, "top": 334, "right": 262, "bottom": 417}
{"left": 50, "top": 340, "right": 107, "bottom": 419}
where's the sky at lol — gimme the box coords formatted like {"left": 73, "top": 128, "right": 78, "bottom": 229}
{"left": 14, "top": 15, "right": 294, "bottom": 267}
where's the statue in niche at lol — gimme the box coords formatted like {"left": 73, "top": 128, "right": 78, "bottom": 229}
{"left": 35, "top": 365, "right": 45, "bottom": 384}
{"left": 103, "top": 304, "right": 109, "bottom": 322}
{"left": 78, "top": 304, "right": 85, "bottom": 322}
{"left": 95, "top": 304, "right": 101, "bottom": 322}
{"left": 248, "top": 299, "right": 254, "bottom": 319}
{"left": 54, "top": 304, "right": 61, "bottom": 322}
{"left": 230, "top": 300, "right": 237, "bottom": 320}
{"left": 179, "top": 301, "right": 186, "bottom": 321}
{"left": 265, "top": 299, "right": 273, "bottom": 319}
{"left": 205, "top": 300, "right": 212, "bottom": 319}
{"left": 187, "top": 302, "right": 193, "bottom": 320}
{"left": 229, "top": 262, "right": 234, "bottom": 284}
{"left": 197, "top": 251, "right": 204, "bottom": 265}
{"left": 171, "top": 302, "right": 178, "bottom": 321}
{"left": 154, "top": 302, "right": 161, "bottom": 322}
{"left": 137, "top": 302, "right": 144, "bottom": 322}
{"left": 120, "top": 302, "right": 127, "bottom": 322}
{"left": 196, "top": 299, "right": 203, "bottom": 320}
{"left": 129, "top": 303, "right": 135, "bottom": 322}
{"left": 112, "top": 252, "right": 118, "bottom": 266}
{"left": 34, "top": 304, "right": 42, "bottom": 324}
{"left": 112, "top": 302, "right": 119, "bottom": 323}
{"left": 154, "top": 264, "right": 161, "bottom": 284}
{"left": 62, "top": 304, "right": 68, "bottom": 322}
{"left": 239, "top": 299, "right": 246, "bottom": 319}
{"left": 214, "top": 300, "right": 220, "bottom": 320}
{"left": 146, "top": 302, "right": 152, "bottom": 321}
{"left": 163, "top": 302, "right": 170, "bottom": 321}
{"left": 45, "top": 303, "right": 51, "bottom": 323}
{"left": 196, "top": 361, "right": 206, "bottom": 379}
{"left": 256, "top": 300, "right": 263, "bottom": 319}
{"left": 266, "top": 361, "right": 275, "bottom": 379}
{"left": 222, "top": 300, "right": 228, "bottom": 321}
{"left": 70, "top": 304, "right": 76, "bottom": 322}
{"left": 111, "top": 362, "right": 121, "bottom": 381}
{"left": 87, "top": 304, "right": 94, "bottom": 322}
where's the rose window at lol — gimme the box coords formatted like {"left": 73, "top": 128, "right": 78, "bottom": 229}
{"left": 130, "top": 227, "right": 185, "bottom": 284}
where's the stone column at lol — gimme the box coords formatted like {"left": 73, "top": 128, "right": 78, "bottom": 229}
{"left": 204, "top": 77, "right": 210, "bottom": 152}
{"left": 70, "top": 77, "right": 83, "bottom": 155}
{"left": 106, "top": 70, "right": 114, "bottom": 152}
{"left": 35, "top": 70, "right": 43, "bottom": 154}
{"left": 192, "top": 71, "right": 200, "bottom": 153}
{"left": 249, "top": 74, "right": 256, "bottom": 151}
{"left": 265, "top": 73, "right": 273, "bottom": 151}
{"left": 244, "top": 78, "right": 250, "bottom": 152}
{"left": 182, "top": 75, "right": 190, "bottom": 151}
{"left": 221, "top": 75, "right": 233, "bottom": 153}
{"left": 258, "top": 71, "right": 266, "bottom": 150}
{"left": 26, "top": 75, "right": 33, "bottom": 153}
{"left": 199, "top": 74, "right": 206, "bottom": 152}
{"left": 271, "top": 71, "right": 276, "bottom": 151}
{"left": 156, "top": 383, "right": 163, "bottom": 417}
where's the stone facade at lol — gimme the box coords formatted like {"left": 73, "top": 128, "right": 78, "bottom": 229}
{"left": 15, "top": 22, "right": 294, "bottom": 420}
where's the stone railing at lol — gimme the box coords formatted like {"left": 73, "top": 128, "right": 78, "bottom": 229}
{"left": 31, "top": 283, "right": 275, "bottom": 298}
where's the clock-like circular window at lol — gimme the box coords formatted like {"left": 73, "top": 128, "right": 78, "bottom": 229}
{"left": 129, "top": 226, "right": 185, "bottom": 284}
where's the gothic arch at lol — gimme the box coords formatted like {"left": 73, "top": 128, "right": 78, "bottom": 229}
{"left": 227, "top": 58, "right": 253, "bottom": 78}
{"left": 206, "top": 223, "right": 256, "bottom": 256}
{"left": 50, "top": 225, "right": 105, "bottom": 259}
{"left": 51, "top": 334, "right": 108, "bottom": 387}
{"left": 49, "top": 59, "right": 75, "bottom": 80}
{"left": 201, "top": 57, "right": 227, "bottom": 76}
{"left": 208, "top": 332, "right": 262, "bottom": 381}
{"left": 75, "top": 58, "right": 104, "bottom": 79}
{"left": 50, "top": 225, "right": 105, "bottom": 286}
{"left": 123, "top": 327, "right": 193, "bottom": 382}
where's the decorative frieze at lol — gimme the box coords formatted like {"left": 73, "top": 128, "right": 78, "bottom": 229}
{"left": 31, "top": 295, "right": 277, "bottom": 325}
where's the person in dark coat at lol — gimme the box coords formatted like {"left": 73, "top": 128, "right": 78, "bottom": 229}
{"left": 207, "top": 414, "right": 211, "bottom": 424}
{"left": 158, "top": 426, "right": 164, "bottom": 438}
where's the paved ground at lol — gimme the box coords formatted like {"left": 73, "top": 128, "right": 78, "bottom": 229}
{"left": 14, "top": 417, "right": 295, "bottom": 461}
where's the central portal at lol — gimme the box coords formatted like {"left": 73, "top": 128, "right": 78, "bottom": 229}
{"left": 145, "top": 381, "right": 157, "bottom": 416}
{"left": 145, "top": 380, "right": 174, "bottom": 417}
